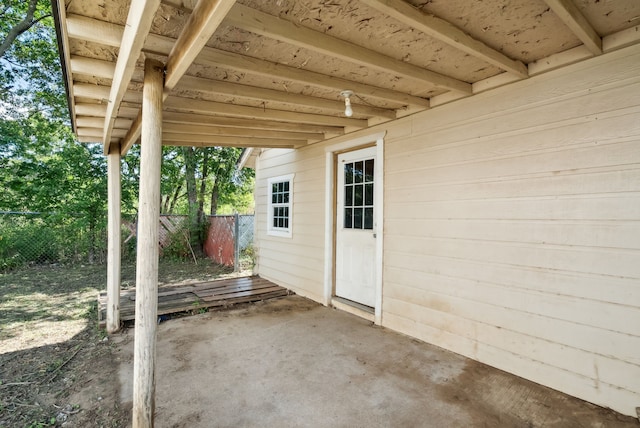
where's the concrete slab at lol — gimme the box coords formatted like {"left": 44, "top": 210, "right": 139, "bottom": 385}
{"left": 114, "top": 296, "right": 637, "bottom": 427}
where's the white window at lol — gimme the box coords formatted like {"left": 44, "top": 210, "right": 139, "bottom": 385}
{"left": 267, "top": 174, "right": 294, "bottom": 238}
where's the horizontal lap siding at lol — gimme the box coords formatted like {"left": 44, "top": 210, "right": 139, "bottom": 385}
{"left": 383, "top": 45, "right": 640, "bottom": 416}
{"left": 254, "top": 147, "right": 326, "bottom": 302}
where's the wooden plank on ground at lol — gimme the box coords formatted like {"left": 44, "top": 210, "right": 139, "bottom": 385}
{"left": 98, "top": 276, "right": 289, "bottom": 325}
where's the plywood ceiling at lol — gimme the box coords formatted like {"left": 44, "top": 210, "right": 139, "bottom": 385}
{"left": 52, "top": 0, "right": 640, "bottom": 155}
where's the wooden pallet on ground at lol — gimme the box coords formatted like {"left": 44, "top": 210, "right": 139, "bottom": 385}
{"left": 98, "top": 276, "right": 290, "bottom": 325}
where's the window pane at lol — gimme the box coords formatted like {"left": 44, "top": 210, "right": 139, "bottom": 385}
{"left": 354, "top": 184, "right": 363, "bottom": 206}
{"left": 272, "top": 183, "right": 278, "bottom": 194}
{"left": 283, "top": 181, "right": 289, "bottom": 192}
{"left": 354, "top": 161, "right": 364, "bottom": 183}
{"left": 283, "top": 192, "right": 289, "bottom": 203}
{"left": 283, "top": 218, "right": 288, "bottom": 228}
{"left": 278, "top": 217, "right": 284, "bottom": 228}
{"left": 283, "top": 207, "right": 289, "bottom": 217}
{"left": 278, "top": 182, "right": 284, "bottom": 192}
{"left": 354, "top": 208, "right": 363, "bottom": 229}
{"left": 345, "top": 185, "right": 353, "bottom": 207}
{"left": 365, "top": 159, "right": 374, "bottom": 182}
{"left": 344, "top": 208, "right": 352, "bottom": 229}
{"left": 365, "top": 183, "right": 374, "bottom": 206}
{"left": 345, "top": 163, "right": 353, "bottom": 185}
{"left": 272, "top": 194, "right": 277, "bottom": 204}
{"left": 364, "top": 207, "right": 373, "bottom": 229}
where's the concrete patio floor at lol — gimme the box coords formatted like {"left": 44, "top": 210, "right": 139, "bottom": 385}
{"left": 114, "top": 295, "right": 637, "bottom": 427}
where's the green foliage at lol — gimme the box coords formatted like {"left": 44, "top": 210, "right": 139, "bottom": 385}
{"left": 161, "top": 146, "right": 254, "bottom": 216}
{"left": 0, "top": 213, "right": 109, "bottom": 272}
{"left": 1, "top": 0, "right": 65, "bottom": 117}
{"left": 161, "top": 227, "right": 194, "bottom": 261}
{"left": 0, "top": 1, "right": 256, "bottom": 268}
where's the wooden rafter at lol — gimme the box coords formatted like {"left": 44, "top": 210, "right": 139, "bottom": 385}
{"left": 164, "top": 97, "right": 368, "bottom": 127}
{"left": 77, "top": 116, "right": 133, "bottom": 129}
{"left": 65, "top": 14, "right": 430, "bottom": 108}
{"left": 360, "top": 0, "right": 528, "bottom": 78}
{"left": 162, "top": 133, "right": 305, "bottom": 147}
{"left": 225, "top": 4, "right": 472, "bottom": 94}
{"left": 121, "top": 0, "right": 236, "bottom": 155}
{"left": 543, "top": 0, "right": 602, "bottom": 55}
{"left": 178, "top": 76, "right": 397, "bottom": 119}
{"left": 163, "top": 112, "right": 345, "bottom": 135}
{"left": 74, "top": 83, "right": 142, "bottom": 105}
{"left": 162, "top": 123, "right": 323, "bottom": 141}
{"left": 102, "top": 0, "right": 161, "bottom": 154}
{"left": 194, "top": 48, "right": 429, "bottom": 108}
{"left": 71, "top": 71, "right": 397, "bottom": 120}
{"left": 164, "top": 0, "right": 236, "bottom": 91}
{"left": 70, "top": 56, "right": 117, "bottom": 80}
{"left": 164, "top": 139, "right": 299, "bottom": 149}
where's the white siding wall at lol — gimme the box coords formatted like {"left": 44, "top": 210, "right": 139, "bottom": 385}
{"left": 253, "top": 44, "right": 640, "bottom": 416}
{"left": 254, "top": 145, "right": 327, "bottom": 302}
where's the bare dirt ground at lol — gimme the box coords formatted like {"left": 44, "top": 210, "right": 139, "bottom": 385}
{"left": 2, "top": 261, "right": 638, "bottom": 428}
{"left": 0, "top": 259, "right": 236, "bottom": 428}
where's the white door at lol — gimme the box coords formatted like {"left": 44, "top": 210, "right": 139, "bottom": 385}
{"left": 335, "top": 146, "right": 377, "bottom": 307}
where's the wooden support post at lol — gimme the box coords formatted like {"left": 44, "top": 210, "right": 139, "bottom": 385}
{"left": 132, "top": 58, "right": 164, "bottom": 428}
{"left": 106, "top": 148, "right": 122, "bottom": 334}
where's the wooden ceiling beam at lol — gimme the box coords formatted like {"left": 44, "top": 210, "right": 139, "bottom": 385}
{"left": 178, "top": 76, "right": 396, "bottom": 119}
{"left": 67, "top": 14, "right": 429, "bottom": 108}
{"left": 164, "top": 0, "right": 236, "bottom": 91}
{"left": 102, "top": 0, "right": 162, "bottom": 154}
{"left": 70, "top": 56, "right": 144, "bottom": 84}
{"left": 78, "top": 127, "right": 128, "bottom": 138}
{"left": 74, "top": 83, "right": 142, "bottom": 104}
{"left": 66, "top": 14, "right": 174, "bottom": 56}
{"left": 77, "top": 116, "right": 133, "bottom": 129}
{"left": 162, "top": 133, "right": 305, "bottom": 147}
{"left": 121, "top": 0, "right": 235, "bottom": 156}
{"left": 543, "top": 0, "right": 602, "bottom": 55}
{"left": 164, "top": 139, "right": 299, "bottom": 149}
{"left": 360, "top": 0, "right": 528, "bottom": 78}
{"left": 164, "top": 96, "right": 367, "bottom": 127}
{"left": 163, "top": 122, "right": 323, "bottom": 141}
{"left": 70, "top": 56, "right": 115, "bottom": 80}
{"left": 75, "top": 103, "right": 140, "bottom": 118}
{"left": 226, "top": 3, "right": 471, "bottom": 94}
{"left": 163, "top": 112, "right": 344, "bottom": 134}
{"left": 65, "top": 14, "right": 124, "bottom": 47}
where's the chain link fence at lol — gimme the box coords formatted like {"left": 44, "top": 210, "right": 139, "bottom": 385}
{"left": 1, "top": 211, "right": 254, "bottom": 273}
{"left": 0, "top": 211, "right": 108, "bottom": 272}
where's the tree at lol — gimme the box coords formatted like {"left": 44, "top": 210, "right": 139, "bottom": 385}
{"left": 0, "top": 0, "right": 50, "bottom": 58}
{"left": 1, "top": 1, "right": 255, "bottom": 265}
{"left": 1, "top": 0, "right": 66, "bottom": 118}
{"left": 169, "top": 146, "right": 253, "bottom": 255}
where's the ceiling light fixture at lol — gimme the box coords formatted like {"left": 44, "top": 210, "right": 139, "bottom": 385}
{"left": 340, "top": 90, "right": 354, "bottom": 117}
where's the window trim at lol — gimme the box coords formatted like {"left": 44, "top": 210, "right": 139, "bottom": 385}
{"left": 267, "top": 173, "right": 294, "bottom": 238}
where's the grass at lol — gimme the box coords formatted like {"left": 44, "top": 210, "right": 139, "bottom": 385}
{"left": 0, "top": 258, "right": 237, "bottom": 427}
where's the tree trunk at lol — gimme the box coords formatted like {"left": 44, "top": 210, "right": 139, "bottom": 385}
{"left": 0, "top": 0, "right": 49, "bottom": 59}
{"left": 88, "top": 214, "right": 96, "bottom": 264}
{"left": 168, "top": 183, "right": 182, "bottom": 214}
{"left": 197, "top": 147, "right": 209, "bottom": 224}
{"left": 183, "top": 147, "right": 197, "bottom": 209}
{"left": 162, "top": 195, "right": 169, "bottom": 213}
{"left": 210, "top": 178, "right": 219, "bottom": 215}
{"left": 182, "top": 146, "right": 203, "bottom": 256}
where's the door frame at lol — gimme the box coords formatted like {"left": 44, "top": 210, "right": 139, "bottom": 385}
{"left": 323, "top": 131, "right": 385, "bottom": 325}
